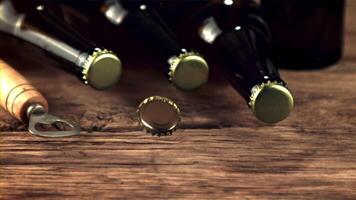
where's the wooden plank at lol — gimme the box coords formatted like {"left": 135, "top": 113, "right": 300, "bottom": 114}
{"left": 1, "top": 128, "right": 356, "bottom": 199}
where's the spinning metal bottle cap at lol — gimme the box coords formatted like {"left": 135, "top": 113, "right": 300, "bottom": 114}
{"left": 137, "top": 96, "right": 180, "bottom": 136}
{"left": 169, "top": 52, "right": 209, "bottom": 90}
{"left": 249, "top": 81, "right": 294, "bottom": 123}
{"left": 82, "top": 48, "right": 122, "bottom": 90}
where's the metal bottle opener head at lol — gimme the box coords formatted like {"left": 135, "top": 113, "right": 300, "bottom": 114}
{"left": 27, "top": 104, "right": 80, "bottom": 137}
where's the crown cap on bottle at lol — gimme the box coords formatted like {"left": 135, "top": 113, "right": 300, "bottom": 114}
{"left": 82, "top": 48, "right": 122, "bottom": 90}
{"left": 137, "top": 96, "right": 180, "bottom": 136}
{"left": 168, "top": 51, "right": 209, "bottom": 90}
{"left": 249, "top": 81, "right": 294, "bottom": 123}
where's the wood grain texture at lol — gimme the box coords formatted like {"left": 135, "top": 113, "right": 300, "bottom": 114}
{"left": 1, "top": 128, "right": 356, "bottom": 200}
{"left": 0, "top": 1, "right": 356, "bottom": 199}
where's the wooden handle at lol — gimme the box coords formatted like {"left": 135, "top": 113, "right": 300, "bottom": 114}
{"left": 0, "top": 60, "right": 48, "bottom": 122}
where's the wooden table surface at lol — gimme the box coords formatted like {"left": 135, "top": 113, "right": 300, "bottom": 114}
{"left": 1, "top": 2, "right": 356, "bottom": 200}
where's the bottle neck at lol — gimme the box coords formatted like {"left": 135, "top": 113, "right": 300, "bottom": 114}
{"left": 0, "top": 0, "right": 95, "bottom": 71}
{"left": 25, "top": 2, "right": 96, "bottom": 52}
{"left": 113, "top": 1, "right": 187, "bottom": 67}
{"left": 195, "top": 0, "right": 284, "bottom": 100}
{"left": 15, "top": 20, "right": 89, "bottom": 68}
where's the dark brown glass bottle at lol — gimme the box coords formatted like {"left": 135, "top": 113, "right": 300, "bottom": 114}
{"left": 0, "top": 0, "right": 122, "bottom": 90}
{"left": 261, "top": 0, "right": 345, "bottom": 69}
{"left": 101, "top": 0, "right": 209, "bottom": 90}
{"left": 157, "top": 0, "right": 294, "bottom": 123}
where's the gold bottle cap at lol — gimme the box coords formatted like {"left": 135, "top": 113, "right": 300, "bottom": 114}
{"left": 82, "top": 48, "right": 122, "bottom": 90}
{"left": 168, "top": 51, "right": 209, "bottom": 90}
{"left": 249, "top": 81, "right": 294, "bottom": 123}
{"left": 137, "top": 96, "right": 180, "bottom": 136}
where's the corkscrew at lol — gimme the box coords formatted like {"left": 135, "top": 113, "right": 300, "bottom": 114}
{"left": 0, "top": 60, "right": 80, "bottom": 137}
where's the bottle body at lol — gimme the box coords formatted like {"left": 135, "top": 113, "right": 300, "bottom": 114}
{"left": 261, "top": 0, "right": 345, "bottom": 69}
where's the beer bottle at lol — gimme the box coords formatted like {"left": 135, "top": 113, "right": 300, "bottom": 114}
{"left": 0, "top": 0, "right": 122, "bottom": 90}
{"left": 101, "top": 0, "right": 209, "bottom": 90}
{"left": 161, "top": 0, "right": 294, "bottom": 123}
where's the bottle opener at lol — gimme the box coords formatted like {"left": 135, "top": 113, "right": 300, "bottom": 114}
{"left": 0, "top": 60, "right": 80, "bottom": 137}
